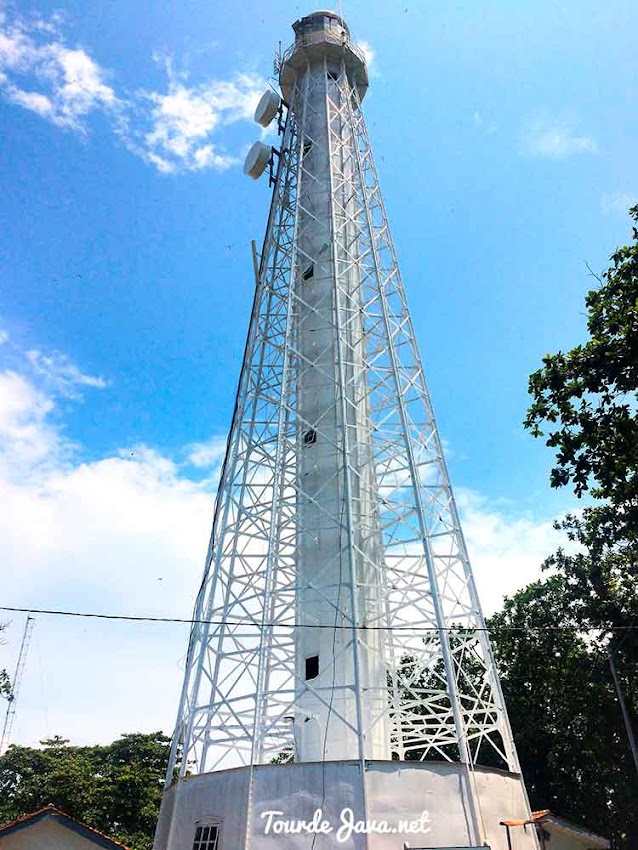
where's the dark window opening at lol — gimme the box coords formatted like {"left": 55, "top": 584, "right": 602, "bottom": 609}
{"left": 302, "top": 264, "right": 314, "bottom": 281}
{"left": 303, "top": 139, "right": 313, "bottom": 156}
{"left": 305, "top": 655, "right": 319, "bottom": 680}
{"left": 303, "top": 428, "right": 317, "bottom": 446}
{"left": 193, "top": 824, "right": 220, "bottom": 850}
{"left": 327, "top": 70, "right": 339, "bottom": 81}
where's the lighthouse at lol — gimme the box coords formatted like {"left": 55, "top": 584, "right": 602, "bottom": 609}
{"left": 154, "top": 11, "right": 539, "bottom": 850}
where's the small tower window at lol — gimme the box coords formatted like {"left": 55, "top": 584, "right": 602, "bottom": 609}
{"left": 193, "top": 822, "right": 221, "bottom": 850}
{"left": 303, "top": 138, "right": 313, "bottom": 156}
{"left": 303, "top": 428, "right": 317, "bottom": 446}
{"left": 327, "top": 70, "right": 339, "bottom": 81}
{"left": 302, "top": 264, "right": 314, "bottom": 281}
{"left": 305, "top": 655, "right": 319, "bottom": 680}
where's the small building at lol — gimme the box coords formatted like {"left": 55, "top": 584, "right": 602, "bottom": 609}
{"left": 0, "top": 804, "right": 131, "bottom": 850}
{"left": 501, "top": 809, "right": 610, "bottom": 850}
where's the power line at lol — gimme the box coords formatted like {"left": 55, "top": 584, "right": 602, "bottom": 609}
{"left": 0, "top": 605, "right": 635, "bottom": 634}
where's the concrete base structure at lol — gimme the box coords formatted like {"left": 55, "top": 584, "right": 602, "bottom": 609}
{"left": 154, "top": 761, "right": 538, "bottom": 850}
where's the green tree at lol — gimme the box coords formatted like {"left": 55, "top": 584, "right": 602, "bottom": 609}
{"left": 0, "top": 666, "right": 10, "bottom": 700}
{"left": 525, "top": 206, "right": 638, "bottom": 513}
{"left": 524, "top": 207, "right": 638, "bottom": 639}
{"left": 0, "top": 623, "right": 11, "bottom": 700}
{"left": 488, "top": 577, "right": 638, "bottom": 849}
{"left": 522, "top": 205, "right": 638, "bottom": 847}
{"left": 0, "top": 732, "right": 171, "bottom": 850}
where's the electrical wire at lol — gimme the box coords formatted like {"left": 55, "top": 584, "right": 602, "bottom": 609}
{"left": 0, "top": 605, "right": 635, "bottom": 633}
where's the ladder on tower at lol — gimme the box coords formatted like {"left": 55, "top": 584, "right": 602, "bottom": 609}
{"left": 1, "top": 614, "right": 35, "bottom": 755}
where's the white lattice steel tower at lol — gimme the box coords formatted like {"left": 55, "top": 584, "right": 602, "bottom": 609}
{"left": 155, "top": 11, "right": 539, "bottom": 850}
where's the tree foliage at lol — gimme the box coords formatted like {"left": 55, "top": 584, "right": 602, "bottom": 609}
{"left": 523, "top": 209, "right": 638, "bottom": 685}
{"left": 521, "top": 205, "right": 638, "bottom": 847}
{"left": 0, "top": 732, "right": 171, "bottom": 850}
{"left": 0, "top": 665, "right": 10, "bottom": 700}
{"left": 525, "top": 206, "right": 638, "bottom": 512}
{"left": 488, "top": 577, "right": 638, "bottom": 849}
{"left": 524, "top": 206, "right": 638, "bottom": 639}
{"left": 1, "top": 623, "right": 11, "bottom": 700}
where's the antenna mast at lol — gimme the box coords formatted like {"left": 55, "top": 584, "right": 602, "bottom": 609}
{"left": 1, "top": 614, "right": 35, "bottom": 754}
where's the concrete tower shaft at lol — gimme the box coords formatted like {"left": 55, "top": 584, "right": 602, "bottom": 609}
{"left": 281, "top": 11, "right": 388, "bottom": 762}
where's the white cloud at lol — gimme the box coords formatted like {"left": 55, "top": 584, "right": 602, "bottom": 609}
{"left": 520, "top": 116, "right": 598, "bottom": 159}
{"left": 0, "top": 339, "right": 106, "bottom": 481}
{"left": 124, "top": 70, "right": 265, "bottom": 174}
{"left": 0, "top": 14, "right": 118, "bottom": 132}
{"left": 0, "top": 369, "right": 59, "bottom": 481}
{"left": 186, "top": 436, "right": 227, "bottom": 469}
{"left": 0, "top": 10, "right": 267, "bottom": 174}
{"left": 0, "top": 345, "right": 569, "bottom": 747}
{"left": 6, "top": 87, "right": 53, "bottom": 117}
{"left": 457, "top": 489, "right": 564, "bottom": 615}
{"left": 0, "top": 361, "right": 218, "bottom": 747}
{"left": 601, "top": 192, "right": 638, "bottom": 216}
{"left": 26, "top": 349, "right": 107, "bottom": 398}
{"left": 357, "top": 40, "right": 376, "bottom": 75}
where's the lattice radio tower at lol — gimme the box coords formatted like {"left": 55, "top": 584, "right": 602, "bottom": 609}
{"left": 156, "top": 11, "right": 538, "bottom": 850}
{"left": 1, "top": 614, "right": 34, "bottom": 755}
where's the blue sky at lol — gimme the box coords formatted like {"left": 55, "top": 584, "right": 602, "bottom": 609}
{"left": 1, "top": 0, "right": 636, "bottom": 747}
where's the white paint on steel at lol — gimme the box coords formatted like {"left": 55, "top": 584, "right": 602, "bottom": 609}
{"left": 161, "top": 10, "right": 539, "bottom": 850}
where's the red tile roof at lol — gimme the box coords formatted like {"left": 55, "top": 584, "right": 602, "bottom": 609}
{"left": 0, "top": 803, "right": 131, "bottom": 850}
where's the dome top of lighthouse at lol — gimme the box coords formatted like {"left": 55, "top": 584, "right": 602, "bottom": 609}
{"left": 293, "top": 9, "right": 350, "bottom": 34}
{"left": 280, "top": 8, "right": 367, "bottom": 102}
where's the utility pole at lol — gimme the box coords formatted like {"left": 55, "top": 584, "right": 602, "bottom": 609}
{"left": 608, "top": 642, "right": 638, "bottom": 780}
